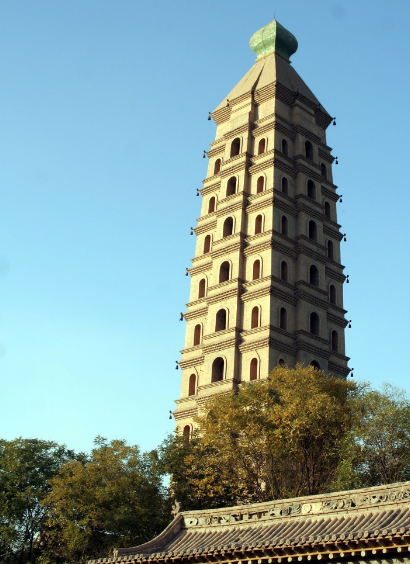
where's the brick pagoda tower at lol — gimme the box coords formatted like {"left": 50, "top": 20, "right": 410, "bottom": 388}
{"left": 174, "top": 19, "right": 349, "bottom": 434}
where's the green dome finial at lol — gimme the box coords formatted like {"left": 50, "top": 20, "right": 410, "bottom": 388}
{"left": 250, "top": 20, "right": 298, "bottom": 62}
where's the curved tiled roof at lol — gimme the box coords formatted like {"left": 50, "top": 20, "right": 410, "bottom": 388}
{"left": 90, "top": 482, "right": 410, "bottom": 564}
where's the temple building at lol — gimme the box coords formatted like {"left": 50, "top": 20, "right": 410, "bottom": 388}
{"left": 111, "top": 481, "right": 410, "bottom": 564}
{"left": 175, "top": 19, "right": 349, "bottom": 435}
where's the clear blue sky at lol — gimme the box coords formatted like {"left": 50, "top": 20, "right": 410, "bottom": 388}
{"left": 1, "top": 0, "right": 409, "bottom": 454}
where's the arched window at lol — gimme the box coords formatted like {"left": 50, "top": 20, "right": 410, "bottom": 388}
{"left": 329, "top": 284, "right": 336, "bottom": 304}
{"left": 226, "top": 176, "right": 237, "bottom": 196}
{"left": 188, "top": 374, "right": 196, "bottom": 396}
{"left": 223, "top": 217, "right": 233, "bottom": 237}
{"left": 280, "top": 261, "right": 288, "bottom": 281}
{"left": 310, "top": 312, "right": 320, "bottom": 336}
{"left": 203, "top": 234, "right": 211, "bottom": 254}
{"left": 308, "top": 220, "right": 317, "bottom": 241}
{"left": 327, "top": 240, "right": 334, "bottom": 260}
{"left": 193, "top": 324, "right": 201, "bottom": 346}
{"left": 252, "top": 259, "right": 261, "bottom": 280}
{"left": 183, "top": 425, "right": 190, "bottom": 446}
{"left": 305, "top": 141, "right": 313, "bottom": 160}
{"left": 331, "top": 330, "right": 338, "bottom": 352}
{"left": 307, "top": 180, "right": 316, "bottom": 200}
{"left": 212, "top": 357, "right": 224, "bottom": 382}
{"left": 219, "top": 261, "right": 230, "bottom": 283}
{"left": 254, "top": 214, "right": 262, "bottom": 235}
{"left": 230, "top": 137, "right": 240, "bottom": 157}
{"left": 198, "top": 278, "right": 206, "bottom": 299}
{"left": 310, "top": 360, "right": 321, "bottom": 370}
{"left": 258, "top": 138, "right": 266, "bottom": 155}
{"left": 208, "top": 197, "right": 216, "bottom": 213}
{"left": 250, "top": 358, "right": 258, "bottom": 381}
{"left": 214, "top": 159, "right": 221, "bottom": 175}
{"left": 251, "top": 306, "right": 259, "bottom": 329}
{"left": 257, "top": 176, "right": 264, "bottom": 193}
{"left": 215, "top": 309, "right": 227, "bottom": 331}
{"left": 278, "top": 358, "right": 285, "bottom": 367}
{"left": 321, "top": 163, "right": 327, "bottom": 179}
{"left": 282, "top": 139, "right": 288, "bottom": 156}
{"left": 324, "top": 201, "right": 331, "bottom": 219}
{"left": 282, "top": 177, "right": 288, "bottom": 195}
{"left": 280, "top": 307, "right": 287, "bottom": 330}
{"left": 309, "top": 265, "right": 319, "bottom": 286}
{"left": 281, "top": 216, "right": 288, "bottom": 236}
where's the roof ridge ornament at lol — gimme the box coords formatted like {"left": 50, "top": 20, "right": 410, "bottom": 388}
{"left": 250, "top": 19, "right": 298, "bottom": 62}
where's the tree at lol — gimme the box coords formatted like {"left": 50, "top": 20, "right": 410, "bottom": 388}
{"left": 161, "top": 364, "right": 359, "bottom": 509}
{"left": 43, "top": 437, "right": 170, "bottom": 563}
{"left": 334, "top": 384, "right": 410, "bottom": 490}
{"left": 0, "top": 438, "right": 77, "bottom": 564}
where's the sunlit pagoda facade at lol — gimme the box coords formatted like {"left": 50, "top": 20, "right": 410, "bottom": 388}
{"left": 175, "top": 19, "right": 349, "bottom": 435}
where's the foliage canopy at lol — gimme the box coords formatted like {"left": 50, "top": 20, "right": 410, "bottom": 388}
{"left": 43, "top": 438, "right": 170, "bottom": 563}
{"left": 0, "top": 438, "right": 77, "bottom": 564}
{"left": 3, "top": 369, "right": 410, "bottom": 564}
{"left": 161, "top": 364, "right": 360, "bottom": 509}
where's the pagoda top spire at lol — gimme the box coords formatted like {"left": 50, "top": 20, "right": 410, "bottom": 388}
{"left": 249, "top": 19, "right": 298, "bottom": 62}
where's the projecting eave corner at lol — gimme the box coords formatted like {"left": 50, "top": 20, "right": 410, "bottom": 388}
{"left": 116, "top": 514, "right": 184, "bottom": 557}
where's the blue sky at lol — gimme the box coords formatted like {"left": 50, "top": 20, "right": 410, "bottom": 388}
{"left": 1, "top": 0, "right": 409, "bottom": 454}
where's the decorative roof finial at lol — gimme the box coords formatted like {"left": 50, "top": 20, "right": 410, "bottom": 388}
{"left": 250, "top": 19, "right": 298, "bottom": 62}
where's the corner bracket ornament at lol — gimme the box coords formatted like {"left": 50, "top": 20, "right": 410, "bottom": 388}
{"left": 172, "top": 500, "right": 182, "bottom": 518}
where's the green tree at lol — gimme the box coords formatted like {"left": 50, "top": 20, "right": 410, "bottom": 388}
{"left": 43, "top": 437, "right": 170, "bottom": 564}
{"left": 161, "top": 364, "right": 359, "bottom": 509}
{"left": 0, "top": 438, "right": 77, "bottom": 564}
{"left": 334, "top": 384, "right": 410, "bottom": 490}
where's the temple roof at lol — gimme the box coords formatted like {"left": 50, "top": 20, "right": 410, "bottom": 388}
{"left": 212, "top": 20, "right": 330, "bottom": 123}
{"left": 213, "top": 53, "right": 323, "bottom": 114}
{"left": 91, "top": 482, "right": 410, "bottom": 564}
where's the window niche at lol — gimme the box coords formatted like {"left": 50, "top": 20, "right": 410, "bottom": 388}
{"left": 310, "top": 312, "right": 320, "bottom": 336}
{"left": 193, "top": 324, "right": 201, "bottom": 346}
{"left": 251, "top": 306, "right": 260, "bottom": 329}
{"left": 308, "top": 220, "right": 318, "bottom": 241}
{"left": 309, "top": 265, "right": 319, "bottom": 286}
{"left": 281, "top": 216, "right": 288, "bottom": 236}
{"left": 307, "top": 180, "right": 316, "bottom": 200}
{"left": 280, "top": 307, "right": 287, "bottom": 330}
{"left": 305, "top": 141, "right": 313, "bottom": 160}
{"left": 198, "top": 278, "right": 206, "bottom": 299}
{"left": 252, "top": 259, "right": 261, "bottom": 280}
{"left": 223, "top": 217, "right": 234, "bottom": 237}
{"left": 230, "top": 138, "right": 240, "bottom": 157}
{"left": 215, "top": 309, "right": 227, "bottom": 332}
{"left": 203, "top": 235, "right": 211, "bottom": 254}
{"left": 219, "top": 261, "right": 230, "bottom": 283}
{"left": 257, "top": 176, "right": 264, "bottom": 193}
{"left": 250, "top": 358, "right": 258, "bottom": 381}
{"left": 254, "top": 214, "right": 262, "bottom": 235}
{"left": 188, "top": 374, "right": 196, "bottom": 396}
{"left": 208, "top": 197, "right": 216, "bottom": 213}
{"left": 258, "top": 138, "right": 266, "bottom": 155}
{"left": 280, "top": 261, "right": 288, "bottom": 282}
{"left": 212, "top": 357, "right": 224, "bottom": 382}
{"left": 226, "top": 177, "right": 237, "bottom": 197}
